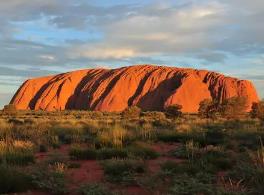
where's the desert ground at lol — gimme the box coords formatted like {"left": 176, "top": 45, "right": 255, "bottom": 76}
{"left": 1, "top": 102, "right": 264, "bottom": 195}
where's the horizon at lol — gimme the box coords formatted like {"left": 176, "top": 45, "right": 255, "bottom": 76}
{"left": 0, "top": 0, "right": 264, "bottom": 108}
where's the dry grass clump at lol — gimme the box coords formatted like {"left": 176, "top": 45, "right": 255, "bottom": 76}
{"left": 0, "top": 139, "right": 35, "bottom": 165}
{"left": 98, "top": 124, "right": 128, "bottom": 148}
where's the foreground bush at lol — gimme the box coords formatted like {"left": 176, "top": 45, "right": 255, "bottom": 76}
{"left": 251, "top": 101, "right": 264, "bottom": 120}
{"left": 128, "top": 144, "right": 159, "bottom": 159}
{"left": 78, "top": 183, "right": 114, "bottom": 195}
{"left": 3, "top": 104, "right": 17, "bottom": 112}
{"left": 164, "top": 104, "right": 183, "bottom": 118}
{"left": 102, "top": 159, "right": 146, "bottom": 183}
{"left": 199, "top": 97, "right": 248, "bottom": 119}
{"left": 198, "top": 99, "right": 220, "bottom": 119}
{"left": 0, "top": 140, "right": 35, "bottom": 165}
{"left": 70, "top": 146, "right": 128, "bottom": 160}
{"left": 32, "top": 164, "right": 67, "bottom": 194}
{"left": 0, "top": 165, "right": 32, "bottom": 193}
{"left": 69, "top": 146, "right": 97, "bottom": 160}
{"left": 122, "top": 106, "right": 141, "bottom": 119}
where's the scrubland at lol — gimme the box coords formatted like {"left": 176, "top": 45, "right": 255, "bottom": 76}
{"left": 0, "top": 109, "right": 264, "bottom": 195}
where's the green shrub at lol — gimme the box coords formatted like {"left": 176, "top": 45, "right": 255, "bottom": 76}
{"left": 161, "top": 161, "right": 184, "bottom": 175}
{"left": 0, "top": 140, "right": 35, "bottom": 166}
{"left": 0, "top": 165, "right": 32, "bottom": 194}
{"left": 102, "top": 159, "right": 146, "bottom": 183}
{"left": 68, "top": 162, "right": 81, "bottom": 169}
{"left": 128, "top": 144, "right": 159, "bottom": 159}
{"left": 201, "top": 150, "right": 233, "bottom": 171}
{"left": 32, "top": 166, "right": 67, "bottom": 194}
{"left": 2, "top": 152, "right": 35, "bottom": 166}
{"left": 229, "top": 161, "right": 264, "bottom": 194}
{"left": 69, "top": 146, "right": 97, "bottom": 160}
{"left": 97, "top": 148, "right": 128, "bottom": 160}
{"left": 157, "top": 132, "right": 186, "bottom": 143}
{"left": 78, "top": 183, "right": 114, "bottom": 195}
{"left": 39, "top": 144, "right": 48, "bottom": 152}
{"left": 164, "top": 104, "right": 183, "bottom": 119}
{"left": 205, "top": 128, "right": 226, "bottom": 145}
{"left": 220, "top": 97, "right": 248, "bottom": 119}
{"left": 198, "top": 99, "right": 220, "bottom": 119}
{"left": 251, "top": 101, "right": 264, "bottom": 120}
{"left": 168, "top": 174, "right": 218, "bottom": 195}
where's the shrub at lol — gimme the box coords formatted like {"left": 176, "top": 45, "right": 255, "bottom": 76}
{"left": 220, "top": 97, "right": 248, "bottom": 119}
{"left": 3, "top": 104, "right": 17, "bottom": 112}
{"left": 102, "top": 159, "right": 146, "bottom": 183}
{"left": 157, "top": 131, "right": 188, "bottom": 143}
{"left": 251, "top": 101, "right": 264, "bottom": 120}
{"left": 205, "top": 128, "right": 226, "bottom": 145}
{"left": 97, "top": 125, "right": 127, "bottom": 148}
{"left": 199, "top": 97, "right": 248, "bottom": 119}
{"left": 31, "top": 165, "right": 67, "bottom": 194}
{"left": 198, "top": 99, "right": 220, "bottom": 119}
{"left": 97, "top": 148, "right": 128, "bottom": 160}
{"left": 138, "top": 122, "right": 155, "bottom": 140}
{"left": 128, "top": 144, "right": 159, "bottom": 159}
{"left": 0, "top": 165, "right": 32, "bottom": 194}
{"left": 68, "top": 162, "right": 81, "bottom": 169}
{"left": 8, "top": 118, "right": 24, "bottom": 125}
{"left": 161, "top": 160, "right": 183, "bottom": 175}
{"left": 69, "top": 146, "right": 97, "bottom": 160}
{"left": 122, "top": 106, "right": 141, "bottom": 119}
{"left": 78, "top": 183, "right": 113, "bottom": 195}
{"left": 0, "top": 140, "right": 35, "bottom": 166}
{"left": 168, "top": 174, "right": 219, "bottom": 195}
{"left": 164, "top": 104, "right": 182, "bottom": 119}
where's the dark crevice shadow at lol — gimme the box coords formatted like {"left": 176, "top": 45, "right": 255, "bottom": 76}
{"left": 136, "top": 72, "right": 185, "bottom": 111}
{"left": 28, "top": 74, "right": 65, "bottom": 109}
{"left": 127, "top": 68, "right": 159, "bottom": 106}
{"left": 91, "top": 68, "right": 128, "bottom": 110}
{"left": 65, "top": 69, "right": 107, "bottom": 110}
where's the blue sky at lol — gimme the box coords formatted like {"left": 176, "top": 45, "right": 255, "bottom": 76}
{"left": 0, "top": 0, "right": 264, "bottom": 108}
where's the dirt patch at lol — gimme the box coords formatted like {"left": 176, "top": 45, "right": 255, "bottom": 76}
{"left": 148, "top": 142, "right": 184, "bottom": 173}
{"left": 150, "top": 142, "right": 181, "bottom": 154}
{"left": 66, "top": 160, "right": 104, "bottom": 190}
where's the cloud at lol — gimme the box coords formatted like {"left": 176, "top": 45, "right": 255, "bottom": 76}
{"left": 0, "top": 93, "right": 14, "bottom": 108}
{"left": 0, "top": 0, "right": 263, "bottom": 108}
{"left": 72, "top": 48, "right": 136, "bottom": 60}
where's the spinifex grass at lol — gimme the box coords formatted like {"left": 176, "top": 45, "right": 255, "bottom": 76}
{"left": 0, "top": 139, "right": 35, "bottom": 166}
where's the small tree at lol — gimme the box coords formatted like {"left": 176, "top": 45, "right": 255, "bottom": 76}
{"left": 122, "top": 106, "right": 141, "bottom": 119}
{"left": 220, "top": 96, "right": 248, "bottom": 119}
{"left": 198, "top": 99, "right": 220, "bottom": 119}
{"left": 3, "top": 104, "right": 17, "bottom": 112}
{"left": 164, "top": 104, "right": 183, "bottom": 119}
{"left": 251, "top": 101, "right": 264, "bottom": 120}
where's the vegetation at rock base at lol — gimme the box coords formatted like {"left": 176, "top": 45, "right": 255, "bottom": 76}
{"left": 198, "top": 96, "right": 248, "bottom": 119}
{"left": 0, "top": 99, "right": 263, "bottom": 194}
{"left": 251, "top": 100, "right": 264, "bottom": 120}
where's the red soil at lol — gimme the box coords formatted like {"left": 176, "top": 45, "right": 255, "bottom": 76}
{"left": 148, "top": 142, "right": 184, "bottom": 173}
{"left": 66, "top": 160, "right": 104, "bottom": 190}
{"left": 32, "top": 142, "right": 185, "bottom": 194}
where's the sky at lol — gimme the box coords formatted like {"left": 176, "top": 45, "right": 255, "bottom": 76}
{"left": 0, "top": 0, "right": 264, "bottom": 108}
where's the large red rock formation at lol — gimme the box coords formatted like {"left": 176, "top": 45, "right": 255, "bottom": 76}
{"left": 10, "top": 65, "right": 259, "bottom": 113}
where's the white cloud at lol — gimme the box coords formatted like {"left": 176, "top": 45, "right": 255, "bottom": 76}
{"left": 69, "top": 47, "right": 137, "bottom": 60}
{"left": 39, "top": 55, "right": 56, "bottom": 61}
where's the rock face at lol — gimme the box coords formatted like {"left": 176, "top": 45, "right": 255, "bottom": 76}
{"left": 10, "top": 65, "right": 259, "bottom": 113}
